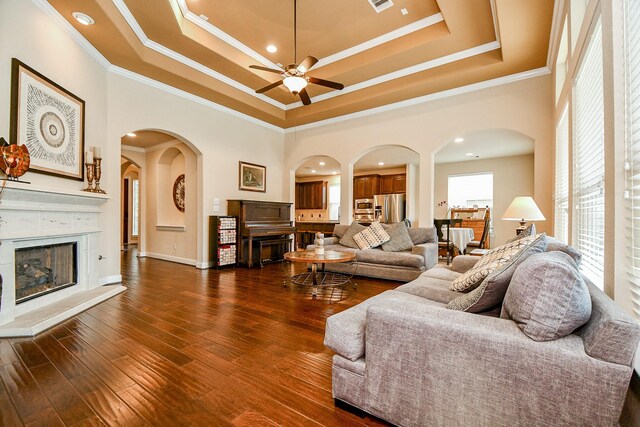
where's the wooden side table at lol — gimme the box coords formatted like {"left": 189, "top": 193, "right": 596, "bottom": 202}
{"left": 283, "top": 250, "right": 357, "bottom": 298}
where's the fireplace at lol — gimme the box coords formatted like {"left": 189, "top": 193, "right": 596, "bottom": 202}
{"left": 15, "top": 242, "right": 78, "bottom": 304}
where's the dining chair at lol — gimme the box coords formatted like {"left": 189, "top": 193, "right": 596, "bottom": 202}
{"left": 465, "top": 218, "right": 490, "bottom": 253}
{"left": 434, "top": 219, "right": 455, "bottom": 265}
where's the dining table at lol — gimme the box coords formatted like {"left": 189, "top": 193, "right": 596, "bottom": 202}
{"left": 447, "top": 227, "right": 475, "bottom": 255}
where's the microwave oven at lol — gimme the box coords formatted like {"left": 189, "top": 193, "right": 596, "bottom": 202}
{"left": 355, "top": 198, "right": 374, "bottom": 213}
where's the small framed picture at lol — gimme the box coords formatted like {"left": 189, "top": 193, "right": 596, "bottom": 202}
{"left": 10, "top": 58, "right": 85, "bottom": 180}
{"left": 239, "top": 161, "right": 266, "bottom": 192}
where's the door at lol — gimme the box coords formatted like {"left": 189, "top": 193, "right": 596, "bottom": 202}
{"left": 380, "top": 175, "right": 394, "bottom": 194}
{"left": 392, "top": 174, "right": 406, "bottom": 193}
{"left": 123, "top": 178, "right": 129, "bottom": 245}
{"left": 354, "top": 177, "right": 366, "bottom": 199}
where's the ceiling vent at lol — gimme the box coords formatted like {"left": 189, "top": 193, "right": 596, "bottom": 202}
{"left": 368, "top": 0, "right": 394, "bottom": 13}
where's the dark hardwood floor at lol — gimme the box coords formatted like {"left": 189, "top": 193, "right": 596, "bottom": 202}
{"left": 0, "top": 249, "right": 398, "bottom": 426}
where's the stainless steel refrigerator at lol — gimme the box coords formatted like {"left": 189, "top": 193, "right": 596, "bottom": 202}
{"left": 374, "top": 194, "right": 405, "bottom": 224}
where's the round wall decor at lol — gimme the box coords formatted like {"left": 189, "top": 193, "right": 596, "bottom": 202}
{"left": 173, "top": 174, "right": 185, "bottom": 212}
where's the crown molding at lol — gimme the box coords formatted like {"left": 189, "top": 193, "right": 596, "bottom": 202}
{"left": 121, "top": 144, "right": 146, "bottom": 153}
{"left": 288, "top": 41, "right": 501, "bottom": 107}
{"left": 32, "top": 0, "right": 110, "bottom": 68}
{"left": 285, "top": 67, "right": 551, "bottom": 132}
{"left": 108, "top": 65, "right": 285, "bottom": 133}
{"left": 111, "top": 0, "right": 286, "bottom": 110}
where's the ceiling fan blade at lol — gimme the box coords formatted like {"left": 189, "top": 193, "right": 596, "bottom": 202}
{"left": 297, "top": 56, "right": 318, "bottom": 73}
{"left": 308, "top": 76, "right": 344, "bottom": 90}
{"left": 249, "top": 65, "right": 283, "bottom": 74}
{"left": 299, "top": 88, "right": 311, "bottom": 105}
{"left": 256, "top": 80, "right": 284, "bottom": 94}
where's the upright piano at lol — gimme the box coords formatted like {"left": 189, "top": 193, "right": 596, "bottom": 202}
{"left": 228, "top": 200, "right": 295, "bottom": 268}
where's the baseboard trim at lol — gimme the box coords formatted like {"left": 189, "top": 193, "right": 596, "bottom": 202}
{"left": 138, "top": 252, "right": 197, "bottom": 267}
{"left": 99, "top": 275, "right": 122, "bottom": 285}
{"left": 196, "top": 261, "right": 212, "bottom": 269}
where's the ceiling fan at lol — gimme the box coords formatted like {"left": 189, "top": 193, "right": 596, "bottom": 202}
{"left": 249, "top": 0, "right": 344, "bottom": 105}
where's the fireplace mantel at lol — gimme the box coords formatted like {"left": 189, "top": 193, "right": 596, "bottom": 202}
{"left": 0, "top": 182, "right": 124, "bottom": 336}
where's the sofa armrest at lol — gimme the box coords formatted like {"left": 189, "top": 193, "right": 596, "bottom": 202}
{"left": 324, "top": 236, "right": 339, "bottom": 245}
{"left": 363, "top": 301, "right": 632, "bottom": 427}
{"left": 411, "top": 243, "right": 437, "bottom": 270}
{"left": 450, "top": 255, "right": 479, "bottom": 273}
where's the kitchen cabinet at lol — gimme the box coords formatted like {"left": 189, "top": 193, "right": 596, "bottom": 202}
{"left": 295, "top": 181, "right": 327, "bottom": 209}
{"left": 380, "top": 174, "right": 406, "bottom": 194}
{"left": 353, "top": 175, "right": 380, "bottom": 199}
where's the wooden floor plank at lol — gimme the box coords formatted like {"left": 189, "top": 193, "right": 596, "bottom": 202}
{"left": 0, "top": 248, "right": 396, "bottom": 426}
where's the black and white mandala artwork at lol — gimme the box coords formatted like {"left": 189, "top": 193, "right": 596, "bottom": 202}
{"left": 11, "top": 59, "right": 85, "bottom": 180}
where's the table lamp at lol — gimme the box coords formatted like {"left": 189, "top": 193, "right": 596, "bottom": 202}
{"left": 502, "top": 196, "right": 545, "bottom": 233}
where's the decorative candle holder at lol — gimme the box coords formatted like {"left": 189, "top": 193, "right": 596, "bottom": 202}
{"left": 93, "top": 157, "right": 106, "bottom": 194}
{"left": 84, "top": 162, "right": 95, "bottom": 192}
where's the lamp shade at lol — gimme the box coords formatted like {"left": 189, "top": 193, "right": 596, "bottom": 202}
{"left": 502, "top": 196, "right": 546, "bottom": 221}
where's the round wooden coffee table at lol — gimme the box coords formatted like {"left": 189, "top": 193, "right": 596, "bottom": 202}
{"left": 283, "top": 250, "right": 357, "bottom": 298}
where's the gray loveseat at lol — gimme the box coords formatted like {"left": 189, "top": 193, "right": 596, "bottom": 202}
{"left": 309, "top": 224, "right": 438, "bottom": 282}
{"left": 324, "top": 241, "right": 640, "bottom": 426}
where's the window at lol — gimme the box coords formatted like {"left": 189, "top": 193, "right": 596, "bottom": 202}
{"left": 554, "top": 105, "right": 570, "bottom": 243}
{"left": 328, "top": 183, "right": 340, "bottom": 221}
{"left": 624, "top": 0, "right": 640, "bottom": 317}
{"left": 448, "top": 173, "right": 493, "bottom": 211}
{"left": 132, "top": 179, "right": 139, "bottom": 237}
{"left": 573, "top": 19, "right": 604, "bottom": 288}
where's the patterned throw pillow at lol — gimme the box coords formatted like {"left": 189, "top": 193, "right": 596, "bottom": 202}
{"left": 506, "top": 223, "right": 536, "bottom": 244}
{"left": 339, "top": 221, "right": 367, "bottom": 249}
{"left": 450, "top": 234, "right": 539, "bottom": 292}
{"left": 353, "top": 222, "right": 391, "bottom": 250}
{"left": 446, "top": 234, "right": 547, "bottom": 313}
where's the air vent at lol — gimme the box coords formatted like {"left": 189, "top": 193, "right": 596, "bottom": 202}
{"left": 368, "top": 0, "right": 394, "bottom": 13}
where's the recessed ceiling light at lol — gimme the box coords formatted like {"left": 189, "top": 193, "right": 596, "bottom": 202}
{"left": 72, "top": 12, "right": 95, "bottom": 25}
{"left": 311, "top": 169, "right": 317, "bottom": 173}
{"left": 266, "top": 45, "right": 277, "bottom": 53}
{"left": 378, "top": 162, "right": 385, "bottom": 166}
{"left": 401, "top": 8, "right": 409, "bottom": 15}
{"left": 127, "top": 132, "right": 137, "bottom": 137}
{"left": 319, "top": 161, "right": 326, "bottom": 166}
{"left": 454, "top": 137, "right": 464, "bottom": 143}
{"left": 332, "top": 171, "right": 338, "bottom": 175}
{"left": 465, "top": 152, "right": 474, "bottom": 156}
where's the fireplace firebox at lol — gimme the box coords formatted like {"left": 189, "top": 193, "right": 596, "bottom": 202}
{"left": 14, "top": 242, "right": 78, "bottom": 304}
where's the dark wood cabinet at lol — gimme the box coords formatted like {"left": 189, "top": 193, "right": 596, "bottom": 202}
{"left": 353, "top": 175, "right": 380, "bottom": 199}
{"left": 295, "top": 181, "right": 327, "bottom": 209}
{"left": 380, "top": 174, "right": 406, "bottom": 194}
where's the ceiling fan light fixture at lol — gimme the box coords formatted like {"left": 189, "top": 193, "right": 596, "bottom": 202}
{"left": 283, "top": 76, "right": 307, "bottom": 94}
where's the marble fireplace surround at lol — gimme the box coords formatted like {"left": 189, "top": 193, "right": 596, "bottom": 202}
{"left": 0, "top": 183, "right": 125, "bottom": 337}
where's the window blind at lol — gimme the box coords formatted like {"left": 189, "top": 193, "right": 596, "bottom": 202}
{"left": 554, "top": 106, "right": 569, "bottom": 243}
{"left": 624, "top": 0, "right": 640, "bottom": 317}
{"left": 573, "top": 19, "right": 604, "bottom": 288}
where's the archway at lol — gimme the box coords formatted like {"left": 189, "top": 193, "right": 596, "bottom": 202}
{"left": 434, "top": 129, "right": 536, "bottom": 247}
{"left": 121, "top": 130, "right": 201, "bottom": 267}
{"left": 351, "top": 145, "right": 420, "bottom": 225}
{"left": 120, "top": 156, "right": 141, "bottom": 251}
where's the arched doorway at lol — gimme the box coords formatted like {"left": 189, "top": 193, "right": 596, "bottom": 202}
{"left": 121, "top": 130, "right": 201, "bottom": 266}
{"left": 434, "top": 129, "right": 535, "bottom": 247}
{"left": 121, "top": 156, "right": 141, "bottom": 251}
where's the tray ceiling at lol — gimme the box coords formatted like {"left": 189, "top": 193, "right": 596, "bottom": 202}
{"left": 47, "top": 0, "right": 554, "bottom": 128}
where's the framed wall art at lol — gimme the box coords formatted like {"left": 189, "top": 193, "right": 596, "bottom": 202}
{"left": 239, "top": 161, "right": 266, "bottom": 192}
{"left": 10, "top": 58, "right": 85, "bottom": 180}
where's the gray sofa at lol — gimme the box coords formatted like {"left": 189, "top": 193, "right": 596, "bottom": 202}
{"left": 325, "top": 248, "right": 640, "bottom": 426}
{"left": 309, "top": 224, "right": 438, "bottom": 282}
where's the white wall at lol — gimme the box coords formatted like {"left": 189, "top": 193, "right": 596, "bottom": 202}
{"left": 0, "top": 0, "right": 115, "bottom": 281}
{"left": 284, "top": 75, "right": 554, "bottom": 232}
{"left": 0, "top": 0, "right": 285, "bottom": 275}
{"left": 434, "top": 154, "right": 535, "bottom": 247}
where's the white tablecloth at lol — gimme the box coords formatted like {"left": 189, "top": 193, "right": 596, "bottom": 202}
{"left": 447, "top": 228, "right": 475, "bottom": 254}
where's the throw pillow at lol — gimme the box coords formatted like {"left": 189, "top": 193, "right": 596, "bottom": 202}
{"left": 446, "top": 234, "right": 548, "bottom": 313}
{"left": 505, "top": 223, "right": 536, "bottom": 244}
{"left": 450, "top": 234, "right": 539, "bottom": 292}
{"left": 339, "top": 222, "right": 367, "bottom": 249}
{"left": 381, "top": 222, "right": 414, "bottom": 252}
{"left": 546, "top": 236, "right": 582, "bottom": 265}
{"left": 501, "top": 251, "right": 592, "bottom": 341}
{"left": 353, "top": 222, "right": 391, "bottom": 250}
